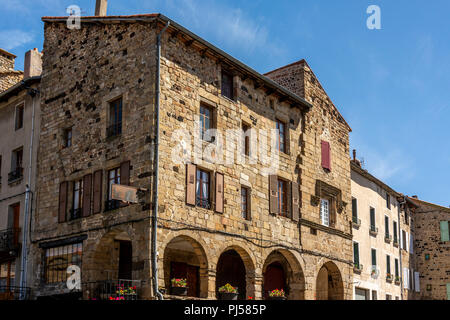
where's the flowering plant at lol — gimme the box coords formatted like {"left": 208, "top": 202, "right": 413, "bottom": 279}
{"left": 219, "top": 283, "right": 237, "bottom": 294}
{"left": 247, "top": 296, "right": 254, "bottom": 300}
{"left": 269, "top": 289, "right": 285, "bottom": 297}
{"left": 116, "top": 284, "right": 137, "bottom": 295}
{"left": 171, "top": 278, "right": 187, "bottom": 288}
{"left": 109, "top": 296, "right": 125, "bottom": 301}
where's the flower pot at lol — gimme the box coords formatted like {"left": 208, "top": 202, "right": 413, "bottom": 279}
{"left": 220, "top": 292, "right": 238, "bottom": 300}
{"left": 269, "top": 296, "right": 287, "bottom": 301}
{"left": 171, "top": 286, "right": 188, "bottom": 296}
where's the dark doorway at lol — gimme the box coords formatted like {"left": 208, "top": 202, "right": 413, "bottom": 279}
{"left": 9, "top": 203, "right": 20, "bottom": 245}
{"left": 118, "top": 241, "right": 132, "bottom": 280}
{"left": 170, "top": 262, "right": 199, "bottom": 297}
{"left": 264, "top": 262, "right": 286, "bottom": 299}
{"left": 216, "top": 250, "right": 246, "bottom": 300}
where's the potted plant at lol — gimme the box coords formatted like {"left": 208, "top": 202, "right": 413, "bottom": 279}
{"left": 268, "top": 289, "right": 287, "bottom": 300}
{"left": 171, "top": 278, "right": 188, "bottom": 296}
{"left": 395, "top": 276, "right": 401, "bottom": 285}
{"left": 218, "top": 283, "right": 238, "bottom": 300}
{"left": 386, "top": 273, "right": 393, "bottom": 282}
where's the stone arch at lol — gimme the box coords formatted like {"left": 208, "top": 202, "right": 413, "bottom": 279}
{"left": 315, "top": 260, "right": 344, "bottom": 300}
{"left": 262, "top": 249, "right": 305, "bottom": 300}
{"left": 162, "top": 234, "right": 209, "bottom": 298}
{"left": 215, "top": 244, "right": 256, "bottom": 300}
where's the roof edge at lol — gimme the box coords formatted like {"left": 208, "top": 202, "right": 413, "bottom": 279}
{"left": 351, "top": 161, "right": 401, "bottom": 197}
{"left": 0, "top": 76, "right": 41, "bottom": 103}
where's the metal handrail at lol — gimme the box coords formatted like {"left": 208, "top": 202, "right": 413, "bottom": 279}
{"left": 8, "top": 167, "right": 24, "bottom": 183}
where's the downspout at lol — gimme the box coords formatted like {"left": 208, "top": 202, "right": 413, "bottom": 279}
{"left": 19, "top": 86, "right": 39, "bottom": 299}
{"left": 398, "top": 197, "right": 406, "bottom": 301}
{"left": 152, "top": 20, "right": 170, "bottom": 301}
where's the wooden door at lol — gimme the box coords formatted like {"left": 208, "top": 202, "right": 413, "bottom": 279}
{"left": 118, "top": 241, "right": 132, "bottom": 280}
{"left": 187, "top": 265, "right": 199, "bottom": 297}
{"left": 264, "top": 262, "right": 285, "bottom": 299}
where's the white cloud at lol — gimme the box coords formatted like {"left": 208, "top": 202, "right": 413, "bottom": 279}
{"left": 0, "top": 30, "right": 34, "bottom": 51}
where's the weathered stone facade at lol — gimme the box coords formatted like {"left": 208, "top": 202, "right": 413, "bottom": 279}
{"left": 0, "top": 49, "right": 23, "bottom": 92}
{"left": 409, "top": 197, "right": 450, "bottom": 300}
{"left": 31, "top": 14, "right": 353, "bottom": 300}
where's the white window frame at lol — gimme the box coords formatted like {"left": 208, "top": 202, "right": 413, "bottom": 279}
{"left": 320, "top": 198, "right": 330, "bottom": 227}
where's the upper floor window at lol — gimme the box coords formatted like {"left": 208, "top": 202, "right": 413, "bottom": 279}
{"left": 221, "top": 70, "right": 234, "bottom": 100}
{"left": 320, "top": 199, "right": 330, "bottom": 227}
{"left": 106, "top": 167, "right": 121, "bottom": 211}
{"left": 385, "top": 216, "right": 390, "bottom": 237}
{"left": 44, "top": 243, "right": 82, "bottom": 284}
{"left": 321, "top": 140, "right": 331, "bottom": 171}
{"left": 353, "top": 241, "right": 360, "bottom": 268}
{"left": 278, "top": 179, "right": 288, "bottom": 217}
{"left": 393, "top": 221, "right": 398, "bottom": 243}
{"left": 107, "top": 97, "right": 122, "bottom": 138}
{"left": 371, "top": 248, "right": 377, "bottom": 267}
{"left": 196, "top": 168, "right": 211, "bottom": 209}
{"left": 200, "top": 104, "right": 214, "bottom": 142}
{"left": 71, "top": 179, "right": 83, "bottom": 220}
{"left": 370, "top": 207, "right": 376, "bottom": 230}
{"left": 276, "top": 120, "right": 287, "bottom": 154}
{"left": 352, "top": 197, "right": 358, "bottom": 222}
{"left": 386, "top": 192, "right": 391, "bottom": 209}
{"left": 64, "top": 127, "right": 73, "bottom": 148}
{"left": 386, "top": 255, "right": 391, "bottom": 275}
{"left": 242, "top": 123, "right": 251, "bottom": 157}
{"left": 241, "top": 186, "right": 250, "bottom": 220}
{"left": 9, "top": 148, "right": 23, "bottom": 183}
{"left": 15, "top": 104, "right": 24, "bottom": 130}
{"left": 440, "top": 221, "right": 450, "bottom": 242}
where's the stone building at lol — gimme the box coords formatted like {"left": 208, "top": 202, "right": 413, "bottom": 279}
{"left": 0, "top": 49, "right": 24, "bottom": 92}
{"left": 0, "top": 48, "right": 42, "bottom": 300}
{"left": 408, "top": 196, "right": 450, "bottom": 300}
{"left": 30, "top": 3, "right": 353, "bottom": 300}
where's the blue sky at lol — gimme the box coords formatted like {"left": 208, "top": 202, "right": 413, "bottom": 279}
{"left": 1, "top": 0, "right": 449, "bottom": 207}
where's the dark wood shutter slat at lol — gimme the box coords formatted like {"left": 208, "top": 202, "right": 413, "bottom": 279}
{"left": 58, "top": 181, "right": 68, "bottom": 223}
{"left": 120, "top": 161, "right": 130, "bottom": 186}
{"left": 269, "top": 175, "right": 278, "bottom": 214}
{"left": 321, "top": 140, "right": 331, "bottom": 171}
{"left": 215, "top": 172, "right": 224, "bottom": 214}
{"left": 186, "top": 164, "right": 196, "bottom": 205}
{"left": 82, "top": 174, "right": 92, "bottom": 218}
{"left": 247, "top": 189, "right": 252, "bottom": 221}
{"left": 291, "top": 181, "right": 299, "bottom": 222}
{"left": 93, "top": 170, "right": 103, "bottom": 214}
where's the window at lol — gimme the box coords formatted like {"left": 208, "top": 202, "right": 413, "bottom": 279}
{"left": 221, "top": 70, "right": 234, "bottom": 100}
{"left": 278, "top": 179, "right": 288, "bottom": 217}
{"left": 71, "top": 179, "right": 83, "bottom": 220}
{"left": 402, "top": 230, "right": 407, "bottom": 250}
{"left": 276, "top": 120, "right": 287, "bottom": 154}
{"left": 196, "top": 168, "right": 211, "bottom": 209}
{"left": 386, "top": 192, "right": 391, "bottom": 209}
{"left": 372, "top": 290, "right": 377, "bottom": 300}
{"left": 386, "top": 255, "right": 391, "bottom": 275}
{"left": 0, "top": 261, "right": 15, "bottom": 289}
{"left": 241, "top": 186, "right": 250, "bottom": 220}
{"left": 64, "top": 128, "right": 73, "bottom": 148}
{"left": 44, "top": 243, "right": 82, "bottom": 284}
{"left": 385, "top": 216, "right": 390, "bottom": 237}
{"left": 9, "top": 148, "right": 23, "bottom": 183}
{"left": 106, "top": 167, "right": 121, "bottom": 211}
{"left": 352, "top": 198, "right": 358, "bottom": 223}
{"left": 440, "top": 221, "right": 450, "bottom": 242}
{"left": 320, "top": 199, "right": 330, "bottom": 227}
{"left": 321, "top": 140, "right": 331, "bottom": 171}
{"left": 370, "top": 207, "right": 376, "bottom": 232}
{"left": 386, "top": 294, "right": 392, "bottom": 300}
{"left": 353, "top": 242, "right": 360, "bottom": 268}
{"left": 200, "top": 104, "right": 214, "bottom": 142}
{"left": 395, "top": 259, "right": 399, "bottom": 278}
{"left": 15, "top": 104, "right": 24, "bottom": 130}
{"left": 371, "top": 249, "right": 377, "bottom": 267}
{"left": 107, "top": 97, "right": 122, "bottom": 137}
{"left": 393, "top": 221, "right": 398, "bottom": 243}
{"left": 242, "top": 123, "right": 250, "bottom": 157}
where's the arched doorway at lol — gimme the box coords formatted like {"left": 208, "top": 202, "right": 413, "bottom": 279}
{"left": 262, "top": 250, "right": 305, "bottom": 300}
{"left": 163, "top": 236, "right": 208, "bottom": 298}
{"left": 315, "top": 261, "right": 344, "bottom": 300}
{"left": 216, "top": 250, "right": 247, "bottom": 300}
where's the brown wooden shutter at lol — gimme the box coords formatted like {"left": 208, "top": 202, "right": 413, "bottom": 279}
{"left": 292, "top": 181, "right": 300, "bottom": 222}
{"left": 286, "top": 181, "right": 292, "bottom": 219}
{"left": 269, "top": 175, "right": 278, "bottom": 214}
{"left": 93, "top": 170, "right": 103, "bottom": 214}
{"left": 286, "top": 126, "right": 291, "bottom": 155}
{"left": 321, "top": 140, "right": 331, "bottom": 171}
{"left": 82, "top": 174, "right": 92, "bottom": 218}
{"left": 215, "top": 172, "right": 224, "bottom": 214}
{"left": 58, "top": 181, "right": 68, "bottom": 223}
{"left": 247, "top": 189, "right": 252, "bottom": 221}
{"left": 186, "top": 164, "right": 196, "bottom": 205}
{"left": 121, "top": 161, "right": 130, "bottom": 185}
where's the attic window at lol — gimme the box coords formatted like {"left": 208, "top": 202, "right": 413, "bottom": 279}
{"left": 221, "top": 70, "right": 234, "bottom": 100}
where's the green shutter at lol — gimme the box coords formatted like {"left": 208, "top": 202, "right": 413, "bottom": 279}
{"left": 446, "top": 284, "right": 450, "bottom": 300}
{"left": 371, "top": 249, "right": 377, "bottom": 266}
{"left": 440, "top": 221, "right": 449, "bottom": 242}
{"left": 352, "top": 198, "right": 357, "bottom": 219}
{"left": 353, "top": 242, "right": 359, "bottom": 266}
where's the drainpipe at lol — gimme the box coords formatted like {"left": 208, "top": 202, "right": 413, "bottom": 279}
{"left": 397, "top": 196, "right": 406, "bottom": 301}
{"left": 19, "top": 86, "right": 39, "bottom": 300}
{"left": 152, "top": 20, "right": 170, "bottom": 301}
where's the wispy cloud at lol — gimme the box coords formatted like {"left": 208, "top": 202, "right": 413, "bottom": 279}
{"left": 0, "top": 30, "right": 34, "bottom": 50}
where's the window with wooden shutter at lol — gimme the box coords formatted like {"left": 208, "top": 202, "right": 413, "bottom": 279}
{"left": 321, "top": 140, "right": 331, "bottom": 171}
{"left": 186, "top": 164, "right": 196, "bottom": 206}
{"left": 241, "top": 186, "right": 251, "bottom": 221}
{"left": 93, "top": 170, "right": 103, "bottom": 214}
{"left": 269, "top": 175, "right": 278, "bottom": 214}
{"left": 414, "top": 272, "right": 420, "bottom": 292}
{"left": 352, "top": 198, "right": 358, "bottom": 220}
{"left": 353, "top": 242, "right": 359, "bottom": 267}
{"left": 291, "top": 182, "right": 300, "bottom": 222}
{"left": 215, "top": 172, "right": 224, "bottom": 214}
{"left": 120, "top": 161, "right": 130, "bottom": 186}
{"left": 58, "top": 181, "right": 68, "bottom": 223}
{"left": 440, "top": 221, "right": 450, "bottom": 242}
{"left": 82, "top": 174, "right": 92, "bottom": 218}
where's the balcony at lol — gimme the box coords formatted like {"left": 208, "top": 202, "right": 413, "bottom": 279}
{"left": 393, "top": 237, "right": 399, "bottom": 247}
{"left": 352, "top": 216, "right": 361, "bottom": 229}
{"left": 0, "top": 286, "right": 31, "bottom": 300}
{"left": 394, "top": 276, "right": 401, "bottom": 285}
{"left": 8, "top": 167, "right": 24, "bottom": 184}
{"left": 369, "top": 225, "right": 378, "bottom": 237}
{"left": 106, "top": 122, "right": 122, "bottom": 138}
{"left": 82, "top": 279, "right": 141, "bottom": 300}
{"left": 385, "top": 234, "right": 392, "bottom": 243}
{"left": 196, "top": 197, "right": 211, "bottom": 210}
{"left": 0, "top": 228, "right": 21, "bottom": 253}
{"left": 386, "top": 274, "right": 393, "bottom": 283}
{"left": 353, "top": 263, "right": 363, "bottom": 274}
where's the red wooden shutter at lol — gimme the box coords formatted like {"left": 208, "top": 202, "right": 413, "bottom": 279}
{"left": 82, "top": 174, "right": 92, "bottom": 217}
{"left": 186, "top": 164, "right": 196, "bottom": 205}
{"left": 269, "top": 175, "right": 278, "bottom": 214}
{"left": 321, "top": 140, "right": 331, "bottom": 171}
{"left": 291, "top": 182, "right": 300, "bottom": 222}
{"left": 215, "top": 172, "right": 224, "bottom": 214}
{"left": 93, "top": 170, "right": 103, "bottom": 214}
{"left": 58, "top": 181, "right": 68, "bottom": 223}
{"left": 246, "top": 188, "right": 252, "bottom": 221}
{"left": 121, "top": 161, "right": 130, "bottom": 185}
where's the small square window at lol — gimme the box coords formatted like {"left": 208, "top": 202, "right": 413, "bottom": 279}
{"left": 276, "top": 119, "right": 287, "bottom": 154}
{"left": 107, "top": 97, "right": 123, "bottom": 138}
{"left": 64, "top": 128, "right": 73, "bottom": 148}
{"left": 425, "top": 254, "right": 430, "bottom": 261}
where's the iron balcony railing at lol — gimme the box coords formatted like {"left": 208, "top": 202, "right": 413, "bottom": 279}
{"left": 385, "top": 234, "right": 392, "bottom": 243}
{"left": 8, "top": 167, "right": 24, "bottom": 183}
{"left": 196, "top": 197, "right": 211, "bottom": 210}
{"left": 0, "top": 286, "right": 31, "bottom": 300}
{"left": 0, "top": 228, "right": 21, "bottom": 253}
{"left": 70, "top": 208, "right": 83, "bottom": 220}
{"left": 352, "top": 216, "right": 361, "bottom": 227}
{"left": 369, "top": 225, "right": 378, "bottom": 235}
{"left": 82, "top": 279, "right": 141, "bottom": 301}
{"left": 106, "top": 122, "right": 122, "bottom": 138}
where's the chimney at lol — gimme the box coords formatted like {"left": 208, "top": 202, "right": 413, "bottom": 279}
{"left": 95, "top": 0, "right": 108, "bottom": 16}
{"left": 353, "top": 149, "right": 356, "bottom": 161}
{"left": 24, "top": 48, "right": 42, "bottom": 78}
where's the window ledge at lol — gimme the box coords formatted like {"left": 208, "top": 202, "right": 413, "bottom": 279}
{"left": 220, "top": 94, "right": 237, "bottom": 104}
